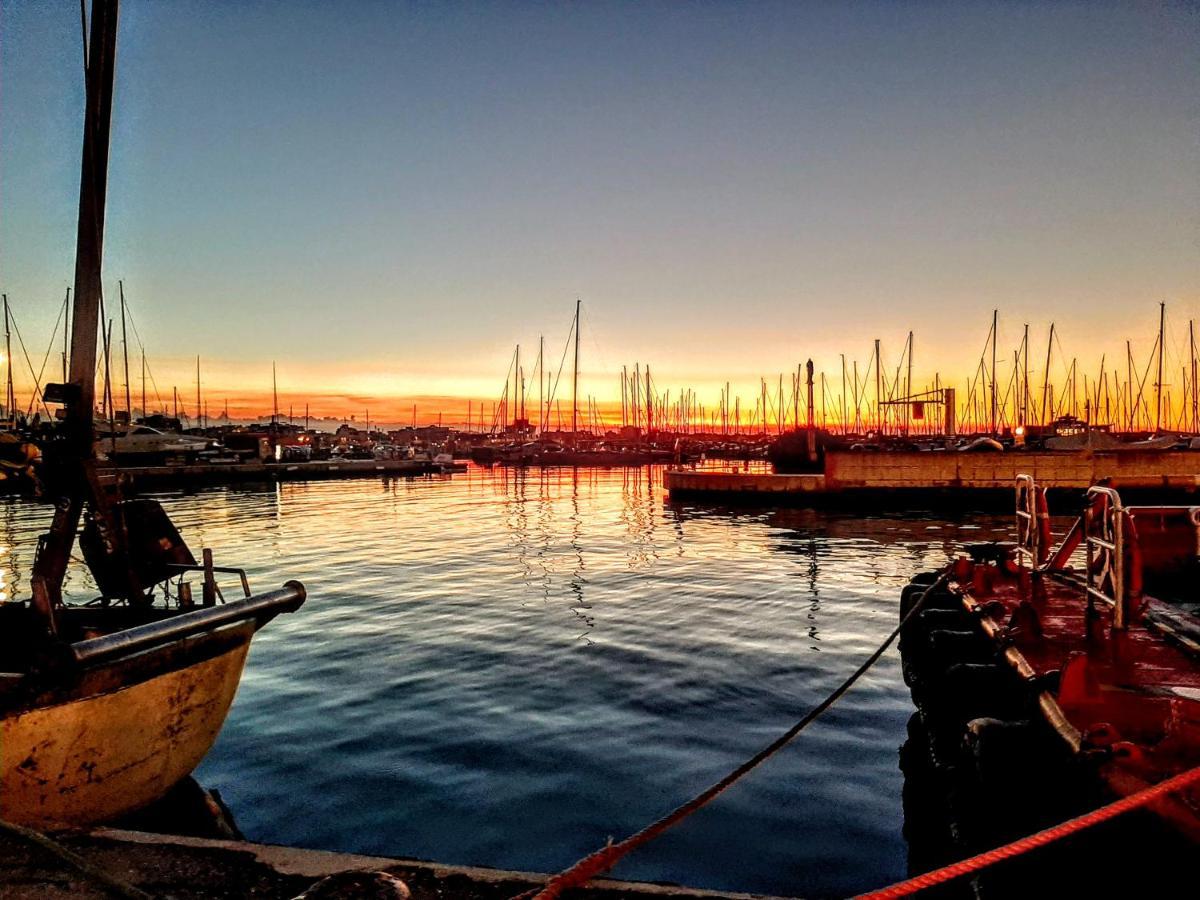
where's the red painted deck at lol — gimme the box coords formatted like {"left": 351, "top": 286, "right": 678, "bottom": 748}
{"left": 951, "top": 557, "right": 1200, "bottom": 831}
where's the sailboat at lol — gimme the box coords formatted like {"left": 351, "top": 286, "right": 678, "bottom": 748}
{"left": 0, "top": 0, "right": 306, "bottom": 828}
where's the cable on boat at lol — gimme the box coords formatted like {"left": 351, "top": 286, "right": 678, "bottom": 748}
{"left": 0, "top": 817, "right": 155, "bottom": 900}
{"left": 855, "top": 763, "right": 1200, "bottom": 899}
{"left": 520, "top": 571, "right": 954, "bottom": 900}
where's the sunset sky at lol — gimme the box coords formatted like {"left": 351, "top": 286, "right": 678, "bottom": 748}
{"left": 1, "top": 1, "right": 1197, "bottom": 425}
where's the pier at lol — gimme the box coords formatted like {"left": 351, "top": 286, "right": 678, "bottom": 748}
{"left": 0, "top": 827, "right": 779, "bottom": 900}
{"left": 667, "top": 449, "right": 1200, "bottom": 506}
{"left": 106, "top": 458, "right": 466, "bottom": 490}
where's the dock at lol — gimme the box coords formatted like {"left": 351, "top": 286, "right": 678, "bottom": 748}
{"left": 667, "top": 449, "right": 1200, "bottom": 506}
{"left": 0, "top": 827, "right": 782, "bottom": 900}
{"left": 106, "top": 458, "right": 467, "bottom": 490}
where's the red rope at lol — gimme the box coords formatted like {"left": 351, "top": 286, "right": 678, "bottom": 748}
{"left": 856, "top": 764, "right": 1200, "bottom": 899}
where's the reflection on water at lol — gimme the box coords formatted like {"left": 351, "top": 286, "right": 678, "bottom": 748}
{"left": 1, "top": 467, "right": 1021, "bottom": 897}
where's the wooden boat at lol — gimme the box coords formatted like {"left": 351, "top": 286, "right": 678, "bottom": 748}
{"left": 0, "top": 0, "right": 305, "bottom": 828}
{"left": 898, "top": 472, "right": 1200, "bottom": 890}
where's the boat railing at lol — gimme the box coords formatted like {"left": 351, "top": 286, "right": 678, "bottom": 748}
{"left": 71, "top": 581, "right": 306, "bottom": 666}
{"left": 166, "top": 563, "right": 251, "bottom": 600}
{"left": 1014, "top": 474, "right": 1041, "bottom": 568}
{"left": 1084, "top": 484, "right": 1127, "bottom": 629}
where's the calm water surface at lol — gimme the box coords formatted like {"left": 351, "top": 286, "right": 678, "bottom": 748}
{"left": 0, "top": 466, "right": 1020, "bottom": 897}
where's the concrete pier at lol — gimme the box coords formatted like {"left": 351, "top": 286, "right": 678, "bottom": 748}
{"left": 667, "top": 450, "right": 1200, "bottom": 506}
{"left": 0, "top": 827, "right": 783, "bottom": 900}
{"left": 107, "top": 458, "right": 466, "bottom": 490}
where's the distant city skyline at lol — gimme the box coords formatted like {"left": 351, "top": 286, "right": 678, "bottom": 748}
{"left": 2, "top": 1, "right": 1197, "bottom": 423}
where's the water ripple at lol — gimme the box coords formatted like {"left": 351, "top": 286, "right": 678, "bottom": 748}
{"left": 0, "top": 467, "right": 1025, "bottom": 897}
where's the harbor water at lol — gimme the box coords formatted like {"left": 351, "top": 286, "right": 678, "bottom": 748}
{"left": 0, "top": 466, "right": 1020, "bottom": 897}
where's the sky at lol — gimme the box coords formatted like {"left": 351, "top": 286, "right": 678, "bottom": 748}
{"left": 1, "top": 1, "right": 1198, "bottom": 425}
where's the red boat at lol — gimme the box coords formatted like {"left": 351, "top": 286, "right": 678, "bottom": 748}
{"left": 899, "top": 474, "right": 1200, "bottom": 893}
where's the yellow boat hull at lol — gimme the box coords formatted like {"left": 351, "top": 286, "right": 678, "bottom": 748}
{"left": 1, "top": 637, "right": 249, "bottom": 827}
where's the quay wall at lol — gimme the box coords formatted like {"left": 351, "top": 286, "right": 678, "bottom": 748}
{"left": 666, "top": 451, "right": 1200, "bottom": 506}
{"left": 824, "top": 450, "right": 1200, "bottom": 490}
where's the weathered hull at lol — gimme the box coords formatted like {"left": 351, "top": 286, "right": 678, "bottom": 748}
{"left": 1, "top": 636, "right": 250, "bottom": 828}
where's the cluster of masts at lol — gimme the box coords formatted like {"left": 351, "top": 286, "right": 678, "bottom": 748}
{"left": 486, "top": 302, "right": 1197, "bottom": 439}
{"left": 1, "top": 290, "right": 1193, "bottom": 438}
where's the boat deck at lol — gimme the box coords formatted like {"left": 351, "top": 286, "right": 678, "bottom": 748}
{"left": 952, "top": 561, "right": 1200, "bottom": 816}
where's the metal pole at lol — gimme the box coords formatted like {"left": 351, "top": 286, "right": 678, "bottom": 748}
{"left": 571, "top": 299, "right": 580, "bottom": 446}
{"left": 989, "top": 309, "right": 998, "bottom": 434}
{"left": 119, "top": 279, "right": 131, "bottom": 419}
{"left": 3, "top": 295, "right": 12, "bottom": 426}
{"left": 1155, "top": 301, "right": 1165, "bottom": 433}
{"left": 1041, "top": 324, "right": 1054, "bottom": 426}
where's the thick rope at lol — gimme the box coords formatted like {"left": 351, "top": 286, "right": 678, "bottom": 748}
{"left": 0, "top": 817, "right": 155, "bottom": 900}
{"left": 524, "top": 571, "right": 953, "bottom": 900}
{"left": 856, "top": 763, "right": 1200, "bottom": 899}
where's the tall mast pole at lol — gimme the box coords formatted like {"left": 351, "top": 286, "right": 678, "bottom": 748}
{"left": 140, "top": 347, "right": 145, "bottom": 421}
{"left": 906, "top": 331, "right": 914, "bottom": 433}
{"left": 272, "top": 361, "right": 279, "bottom": 426}
{"left": 794, "top": 364, "right": 801, "bottom": 431}
{"left": 3, "top": 295, "right": 12, "bottom": 426}
{"left": 1155, "top": 301, "right": 1166, "bottom": 433}
{"left": 874, "top": 339, "right": 882, "bottom": 433}
{"left": 1127, "top": 341, "right": 1134, "bottom": 431}
{"left": 196, "top": 355, "right": 201, "bottom": 429}
{"left": 119, "top": 279, "right": 131, "bottom": 419}
{"left": 621, "top": 365, "right": 627, "bottom": 429}
{"left": 761, "top": 378, "right": 767, "bottom": 436}
{"left": 840, "top": 354, "right": 847, "bottom": 435}
{"left": 571, "top": 298, "right": 580, "bottom": 446}
{"left": 1191, "top": 320, "right": 1197, "bottom": 433}
{"left": 645, "top": 364, "right": 652, "bottom": 437}
{"left": 61, "top": 287, "right": 71, "bottom": 381}
{"left": 539, "top": 334, "right": 544, "bottom": 435}
{"left": 1021, "top": 323, "right": 1029, "bottom": 427}
{"left": 1041, "top": 324, "right": 1054, "bottom": 426}
{"left": 989, "top": 309, "right": 998, "bottom": 434}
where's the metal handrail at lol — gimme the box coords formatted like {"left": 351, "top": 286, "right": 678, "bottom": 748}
{"left": 1015, "top": 474, "right": 1039, "bottom": 567}
{"left": 71, "top": 581, "right": 306, "bottom": 666}
{"left": 1084, "top": 485, "right": 1126, "bottom": 629}
{"left": 166, "top": 563, "right": 252, "bottom": 598}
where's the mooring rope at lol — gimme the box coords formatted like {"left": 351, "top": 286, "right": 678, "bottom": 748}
{"left": 521, "top": 571, "right": 953, "bottom": 900}
{"left": 0, "top": 818, "right": 155, "bottom": 900}
{"left": 855, "top": 763, "right": 1200, "bottom": 899}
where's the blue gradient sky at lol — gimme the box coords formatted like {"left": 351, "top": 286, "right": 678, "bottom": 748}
{"left": 2, "top": 1, "right": 1197, "bottom": 418}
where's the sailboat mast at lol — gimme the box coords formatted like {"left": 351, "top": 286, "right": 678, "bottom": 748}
{"left": 571, "top": 298, "right": 580, "bottom": 445}
{"left": 1191, "top": 320, "right": 1197, "bottom": 433}
{"left": 196, "top": 355, "right": 202, "bottom": 429}
{"left": 874, "top": 339, "right": 882, "bottom": 433}
{"left": 906, "top": 331, "right": 914, "bottom": 433}
{"left": 3, "top": 295, "right": 12, "bottom": 426}
{"left": 1155, "top": 301, "right": 1165, "bottom": 432}
{"left": 62, "top": 287, "right": 71, "bottom": 381}
{"left": 648, "top": 364, "right": 657, "bottom": 439}
{"left": 119, "top": 279, "right": 131, "bottom": 419}
{"left": 989, "top": 309, "right": 998, "bottom": 434}
{"left": 1021, "top": 323, "right": 1029, "bottom": 427}
{"left": 1041, "top": 324, "right": 1054, "bottom": 426}
{"left": 63, "top": 0, "right": 118, "bottom": 435}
